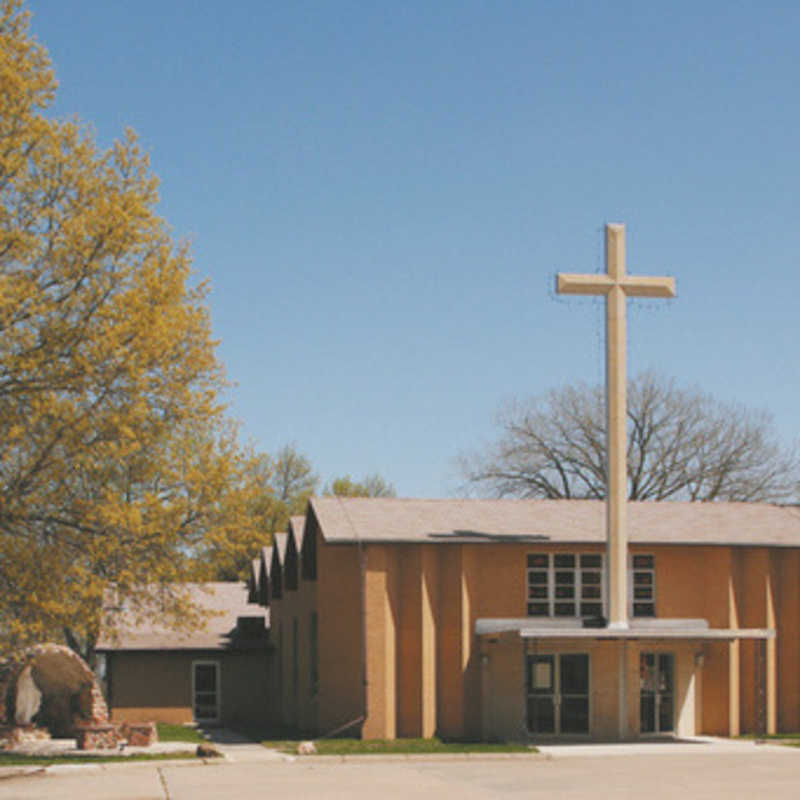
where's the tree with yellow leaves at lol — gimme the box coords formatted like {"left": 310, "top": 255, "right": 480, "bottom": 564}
{"left": 0, "top": 0, "right": 247, "bottom": 660}
{"left": 194, "top": 444, "right": 319, "bottom": 581}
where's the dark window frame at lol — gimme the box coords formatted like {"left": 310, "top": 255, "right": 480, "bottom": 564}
{"left": 526, "top": 552, "right": 605, "bottom": 619}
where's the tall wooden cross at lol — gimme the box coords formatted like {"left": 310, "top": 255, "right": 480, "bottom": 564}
{"left": 557, "top": 224, "right": 675, "bottom": 629}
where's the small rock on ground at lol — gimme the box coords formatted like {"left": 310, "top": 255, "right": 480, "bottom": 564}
{"left": 196, "top": 743, "right": 223, "bottom": 758}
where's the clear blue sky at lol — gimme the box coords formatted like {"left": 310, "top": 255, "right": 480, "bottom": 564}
{"left": 26, "top": 0, "right": 800, "bottom": 497}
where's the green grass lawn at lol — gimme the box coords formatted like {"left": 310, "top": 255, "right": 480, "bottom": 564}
{"left": 155, "top": 723, "right": 207, "bottom": 744}
{"left": 261, "top": 737, "right": 536, "bottom": 755}
{"left": 738, "top": 733, "right": 800, "bottom": 747}
{"left": 0, "top": 751, "right": 197, "bottom": 766}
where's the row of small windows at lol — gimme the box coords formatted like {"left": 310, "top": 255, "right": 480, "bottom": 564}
{"left": 631, "top": 554, "right": 656, "bottom": 617}
{"left": 526, "top": 553, "right": 655, "bottom": 618}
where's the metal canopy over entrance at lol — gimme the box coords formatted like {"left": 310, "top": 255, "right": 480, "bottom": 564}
{"left": 477, "top": 618, "right": 777, "bottom": 742}
{"left": 476, "top": 617, "right": 775, "bottom": 641}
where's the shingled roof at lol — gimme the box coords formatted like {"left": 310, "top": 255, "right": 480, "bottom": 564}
{"left": 309, "top": 497, "right": 800, "bottom": 547}
{"left": 96, "top": 583, "right": 269, "bottom": 652}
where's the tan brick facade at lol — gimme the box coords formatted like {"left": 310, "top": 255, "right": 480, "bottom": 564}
{"left": 269, "top": 506, "right": 800, "bottom": 741}
{"left": 98, "top": 500, "right": 796, "bottom": 742}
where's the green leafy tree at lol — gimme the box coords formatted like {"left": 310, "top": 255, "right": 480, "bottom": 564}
{"left": 325, "top": 473, "right": 396, "bottom": 497}
{"left": 270, "top": 444, "right": 319, "bottom": 514}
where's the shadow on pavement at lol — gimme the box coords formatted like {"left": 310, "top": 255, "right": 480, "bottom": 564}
{"left": 196, "top": 727, "right": 256, "bottom": 745}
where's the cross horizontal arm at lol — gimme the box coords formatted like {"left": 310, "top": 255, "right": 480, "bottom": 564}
{"left": 556, "top": 273, "right": 614, "bottom": 296}
{"left": 621, "top": 276, "right": 676, "bottom": 298}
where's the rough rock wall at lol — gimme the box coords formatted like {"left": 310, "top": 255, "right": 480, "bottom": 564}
{"left": 0, "top": 644, "right": 108, "bottom": 734}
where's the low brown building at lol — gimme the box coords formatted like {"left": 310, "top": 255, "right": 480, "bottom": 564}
{"left": 265, "top": 497, "right": 800, "bottom": 742}
{"left": 97, "top": 583, "right": 271, "bottom": 729}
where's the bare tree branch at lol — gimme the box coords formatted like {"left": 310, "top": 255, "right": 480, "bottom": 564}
{"left": 460, "top": 372, "right": 799, "bottom": 503}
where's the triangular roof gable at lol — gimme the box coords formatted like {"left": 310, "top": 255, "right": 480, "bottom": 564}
{"left": 270, "top": 533, "right": 287, "bottom": 599}
{"left": 258, "top": 546, "right": 272, "bottom": 607}
{"left": 300, "top": 507, "right": 318, "bottom": 581}
{"left": 248, "top": 558, "right": 260, "bottom": 603}
{"left": 273, "top": 532, "right": 289, "bottom": 563}
{"left": 284, "top": 526, "right": 299, "bottom": 590}
{"left": 289, "top": 515, "right": 306, "bottom": 548}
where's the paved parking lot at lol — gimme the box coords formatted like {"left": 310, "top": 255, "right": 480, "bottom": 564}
{"left": 1, "top": 741, "right": 797, "bottom": 799}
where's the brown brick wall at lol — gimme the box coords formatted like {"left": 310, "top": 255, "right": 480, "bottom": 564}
{"left": 108, "top": 650, "right": 270, "bottom": 729}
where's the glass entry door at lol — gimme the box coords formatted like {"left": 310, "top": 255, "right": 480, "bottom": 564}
{"left": 640, "top": 653, "right": 674, "bottom": 734}
{"left": 527, "top": 654, "right": 590, "bottom": 735}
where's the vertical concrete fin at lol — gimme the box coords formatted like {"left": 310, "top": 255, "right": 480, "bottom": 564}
{"left": 420, "top": 546, "right": 438, "bottom": 738}
{"left": 363, "top": 546, "right": 397, "bottom": 739}
{"left": 766, "top": 568, "right": 777, "bottom": 734}
{"left": 728, "top": 565, "right": 741, "bottom": 736}
{"left": 461, "top": 546, "right": 481, "bottom": 739}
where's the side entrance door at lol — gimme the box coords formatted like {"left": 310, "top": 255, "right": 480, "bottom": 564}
{"left": 640, "top": 652, "right": 674, "bottom": 734}
{"left": 527, "top": 653, "right": 590, "bottom": 735}
{"left": 192, "top": 661, "right": 220, "bottom": 724}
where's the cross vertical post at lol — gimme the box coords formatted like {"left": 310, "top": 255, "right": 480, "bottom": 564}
{"left": 606, "top": 225, "right": 629, "bottom": 630}
{"left": 557, "top": 224, "right": 675, "bottom": 629}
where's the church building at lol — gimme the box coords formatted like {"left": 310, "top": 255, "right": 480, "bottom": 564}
{"left": 260, "top": 224, "right": 799, "bottom": 742}
{"left": 263, "top": 496, "right": 800, "bottom": 741}
{"left": 101, "top": 223, "right": 800, "bottom": 742}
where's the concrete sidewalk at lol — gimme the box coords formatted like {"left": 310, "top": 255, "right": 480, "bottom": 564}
{"left": 199, "top": 727, "right": 286, "bottom": 762}
{"left": 3, "top": 744, "right": 800, "bottom": 800}
{"left": 0, "top": 766, "right": 46, "bottom": 782}
{"left": 535, "top": 735, "right": 795, "bottom": 758}
{"left": 0, "top": 733, "right": 795, "bottom": 790}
